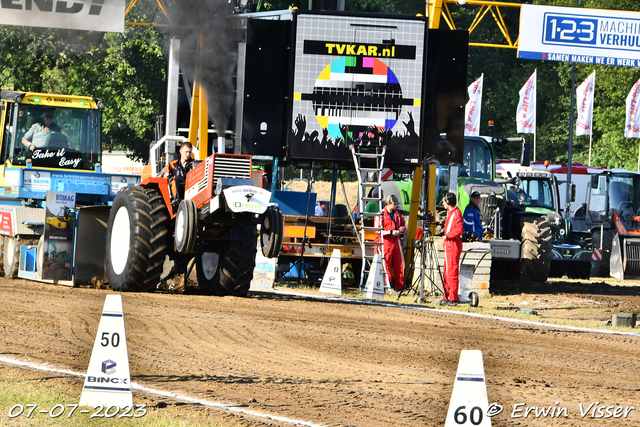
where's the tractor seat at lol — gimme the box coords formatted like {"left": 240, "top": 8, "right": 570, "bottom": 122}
{"left": 618, "top": 202, "right": 635, "bottom": 223}
{"left": 46, "top": 132, "right": 69, "bottom": 149}
{"left": 333, "top": 204, "right": 349, "bottom": 217}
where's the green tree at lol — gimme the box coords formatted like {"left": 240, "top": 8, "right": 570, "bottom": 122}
{"left": 0, "top": 2, "right": 166, "bottom": 162}
{"left": 457, "top": 0, "right": 640, "bottom": 169}
{"left": 346, "top": 0, "right": 397, "bottom": 13}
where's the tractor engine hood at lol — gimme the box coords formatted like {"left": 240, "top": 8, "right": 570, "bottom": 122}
{"left": 613, "top": 210, "right": 640, "bottom": 237}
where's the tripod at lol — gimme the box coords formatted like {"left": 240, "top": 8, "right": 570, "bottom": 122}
{"left": 399, "top": 225, "right": 444, "bottom": 302}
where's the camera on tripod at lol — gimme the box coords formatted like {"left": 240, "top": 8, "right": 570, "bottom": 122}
{"left": 417, "top": 211, "right": 438, "bottom": 225}
{"left": 406, "top": 209, "right": 444, "bottom": 302}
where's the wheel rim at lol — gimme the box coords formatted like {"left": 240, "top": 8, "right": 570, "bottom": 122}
{"left": 110, "top": 206, "right": 131, "bottom": 275}
{"left": 261, "top": 212, "right": 272, "bottom": 249}
{"left": 176, "top": 208, "right": 186, "bottom": 247}
{"left": 201, "top": 252, "right": 219, "bottom": 281}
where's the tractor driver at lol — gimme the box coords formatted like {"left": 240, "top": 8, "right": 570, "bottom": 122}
{"left": 22, "top": 108, "right": 62, "bottom": 151}
{"left": 163, "top": 141, "right": 195, "bottom": 204}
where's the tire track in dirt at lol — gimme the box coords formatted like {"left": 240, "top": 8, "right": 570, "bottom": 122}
{"left": 115, "top": 294, "right": 453, "bottom": 425}
{"left": 129, "top": 294, "right": 640, "bottom": 426}
{"left": 2, "top": 280, "right": 640, "bottom": 426}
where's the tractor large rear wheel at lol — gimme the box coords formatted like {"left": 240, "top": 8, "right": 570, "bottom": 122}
{"left": 196, "top": 247, "right": 226, "bottom": 296}
{"left": 591, "top": 229, "right": 613, "bottom": 277}
{"left": 520, "top": 218, "right": 552, "bottom": 283}
{"left": 197, "top": 225, "right": 257, "bottom": 297}
{"left": 219, "top": 225, "right": 257, "bottom": 295}
{"left": 105, "top": 186, "right": 170, "bottom": 292}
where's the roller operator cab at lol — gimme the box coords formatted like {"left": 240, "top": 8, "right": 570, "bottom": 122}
{"left": 0, "top": 91, "right": 136, "bottom": 205}
{"left": 0, "top": 90, "right": 140, "bottom": 286}
{"left": 0, "top": 90, "right": 102, "bottom": 173}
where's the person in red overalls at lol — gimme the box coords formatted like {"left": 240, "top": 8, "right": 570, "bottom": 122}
{"left": 441, "top": 192, "right": 463, "bottom": 306}
{"left": 378, "top": 194, "right": 406, "bottom": 291}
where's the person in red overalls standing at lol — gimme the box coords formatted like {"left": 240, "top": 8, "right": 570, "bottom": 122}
{"left": 441, "top": 192, "right": 463, "bottom": 305}
{"left": 377, "top": 194, "right": 406, "bottom": 291}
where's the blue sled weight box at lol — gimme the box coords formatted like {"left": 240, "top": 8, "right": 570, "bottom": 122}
{"left": 272, "top": 190, "right": 317, "bottom": 216}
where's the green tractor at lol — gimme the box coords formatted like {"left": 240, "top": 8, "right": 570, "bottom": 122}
{"left": 435, "top": 136, "right": 505, "bottom": 237}
{"left": 436, "top": 136, "right": 554, "bottom": 283}
{"left": 508, "top": 170, "right": 591, "bottom": 280}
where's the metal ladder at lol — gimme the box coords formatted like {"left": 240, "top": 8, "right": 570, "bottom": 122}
{"left": 350, "top": 144, "right": 387, "bottom": 291}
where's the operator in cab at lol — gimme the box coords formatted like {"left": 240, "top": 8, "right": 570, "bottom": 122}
{"left": 21, "top": 108, "right": 62, "bottom": 151}
{"left": 163, "top": 141, "right": 195, "bottom": 204}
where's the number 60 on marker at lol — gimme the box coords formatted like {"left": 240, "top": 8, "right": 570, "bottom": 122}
{"left": 453, "top": 406, "right": 484, "bottom": 425}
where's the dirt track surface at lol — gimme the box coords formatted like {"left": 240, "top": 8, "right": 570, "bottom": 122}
{"left": 1, "top": 278, "right": 640, "bottom": 426}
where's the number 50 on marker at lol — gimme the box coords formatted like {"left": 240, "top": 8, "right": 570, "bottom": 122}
{"left": 101, "top": 332, "right": 120, "bottom": 348}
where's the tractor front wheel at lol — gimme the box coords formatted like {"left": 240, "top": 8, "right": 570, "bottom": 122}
{"left": 567, "top": 261, "right": 591, "bottom": 280}
{"left": 520, "top": 218, "right": 552, "bottom": 283}
{"left": 261, "top": 206, "right": 283, "bottom": 258}
{"left": 175, "top": 200, "right": 197, "bottom": 254}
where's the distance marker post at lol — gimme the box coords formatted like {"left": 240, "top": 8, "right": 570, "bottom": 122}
{"left": 79, "top": 295, "right": 133, "bottom": 409}
{"left": 445, "top": 350, "right": 491, "bottom": 427}
{"left": 363, "top": 254, "right": 385, "bottom": 299}
{"left": 319, "top": 249, "right": 342, "bottom": 295}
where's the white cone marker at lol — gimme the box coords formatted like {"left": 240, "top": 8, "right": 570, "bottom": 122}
{"left": 79, "top": 295, "right": 133, "bottom": 409}
{"left": 319, "top": 249, "right": 342, "bottom": 295}
{"left": 363, "top": 253, "right": 385, "bottom": 299}
{"left": 445, "top": 350, "right": 491, "bottom": 426}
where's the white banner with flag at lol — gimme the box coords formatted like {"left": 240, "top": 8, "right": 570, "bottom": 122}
{"left": 625, "top": 79, "right": 640, "bottom": 138}
{"left": 464, "top": 74, "right": 483, "bottom": 136}
{"left": 576, "top": 71, "right": 595, "bottom": 136}
{"left": 516, "top": 70, "right": 536, "bottom": 134}
{"left": 0, "top": 0, "right": 126, "bottom": 32}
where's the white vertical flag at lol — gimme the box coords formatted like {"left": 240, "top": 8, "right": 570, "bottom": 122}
{"left": 516, "top": 70, "right": 536, "bottom": 134}
{"left": 464, "top": 74, "right": 483, "bottom": 136}
{"left": 625, "top": 78, "right": 640, "bottom": 138}
{"left": 576, "top": 71, "right": 595, "bottom": 136}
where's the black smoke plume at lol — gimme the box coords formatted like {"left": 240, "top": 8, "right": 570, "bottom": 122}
{"left": 164, "top": 0, "right": 235, "bottom": 136}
